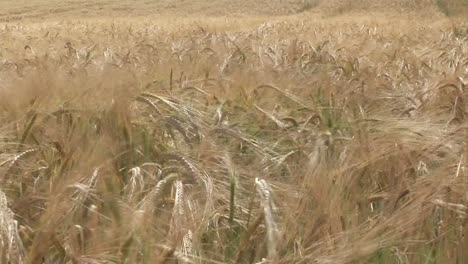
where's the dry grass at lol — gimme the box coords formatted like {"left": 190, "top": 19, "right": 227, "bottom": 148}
{"left": 0, "top": 2, "right": 467, "bottom": 264}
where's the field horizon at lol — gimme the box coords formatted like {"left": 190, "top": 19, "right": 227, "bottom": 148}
{"left": 1, "top": 0, "right": 468, "bottom": 22}
{"left": 0, "top": 1, "right": 467, "bottom": 263}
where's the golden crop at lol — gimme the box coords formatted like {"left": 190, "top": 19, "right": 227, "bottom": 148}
{"left": 0, "top": 2, "right": 467, "bottom": 263}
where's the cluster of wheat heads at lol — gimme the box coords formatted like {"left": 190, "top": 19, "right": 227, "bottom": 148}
{"left": 0, "top": 18, "right": 467, "bottom": 263}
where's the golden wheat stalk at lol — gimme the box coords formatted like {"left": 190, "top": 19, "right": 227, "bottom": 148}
{"left": 0, "top": 190, "right": 24, "bottom": 263}
{"left": 255, "top": 178, "right": 279, "bottom": 261}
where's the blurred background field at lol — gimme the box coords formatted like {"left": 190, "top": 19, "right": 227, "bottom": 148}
{"left": 0, "top": 0, "right": 467, "bottom": 22}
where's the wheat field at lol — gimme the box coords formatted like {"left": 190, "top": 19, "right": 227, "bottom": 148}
{"left": 0, "top": 1, "right": 467, "bottom": 263}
